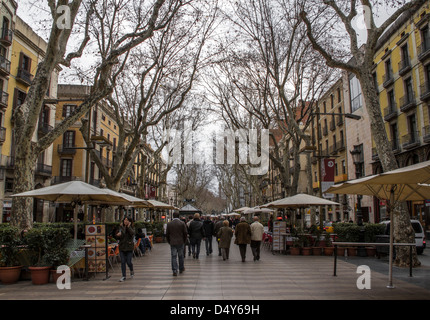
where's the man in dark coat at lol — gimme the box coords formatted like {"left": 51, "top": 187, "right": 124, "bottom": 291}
{"left": 202, "top": 216, "right": 214, "bottom": 255}
{"left": 166, "top": 212, "right": 188, "bottom": 276}
{"left": 188, "top": 213, "right": 205, "bottom": 259}
{"left": 234, "top": 217, "right": 251, "bottom": 262}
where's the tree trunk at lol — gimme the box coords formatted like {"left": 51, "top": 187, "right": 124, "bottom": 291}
{"left": 10, "top": 145, "right": 38, "bottom": 230}
{"left": 360, "top": 71, "right": 419, "bottom": 267}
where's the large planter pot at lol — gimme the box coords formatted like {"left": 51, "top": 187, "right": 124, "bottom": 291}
{"left": 347, "top": 247, "right": 357, "bottom": 257}
{"left": 50, "top": 268, "right": 66, "bottom": 284}
{"left": 336, "top": 247, "right": 346, "bottom": 257}
{"left": 323, "top": 247, "right": 334, "bottom": 256}
{"left": 301, "top": 247, "right": 312, "bottom": 256}
{"left": 312, "top": 247, "right": 322, "bottom": 256}
{"left": 0, "top": 266, "right": 22, "bottom": 284}
{"left": 366, "top": 247, "right": 377, "bottom": 257}
{"left": 289, "top": 247, "right": 301, "bottom": 255}
{"left": 29, "top": 266, "right": 51, "bottom": 285}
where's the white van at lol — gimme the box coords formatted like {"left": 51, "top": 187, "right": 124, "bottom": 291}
{"left": 380, "top": 220, "right": 426, "bottom": 255}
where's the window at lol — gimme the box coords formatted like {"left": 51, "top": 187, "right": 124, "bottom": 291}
{"left": 330, "top": 94, "right": 334, "bottom": 109}
{"left": 60, "top": 159, "right": 72, "bottom": 178}
{"left": 387, "top": 89, "right": 395, "bottom": 110}
{"left": 385, "top": 59, "right": 393, "bottom": 79}
{"left": 342, "top": 160, "right": 346, "bottom": 174}
{"left": 337, "top": 87, "right": 341, "bottom": 103}
{"left": 349, "top": 75, "right": 362, "bottom": 112}
{"left": 407, "top": 114, "right": 418, "bottom": 141}
{"left": 62, "top": 105, "right": 76, "bottom": 117}
{"left": 20, "top": 53, "right": 31, "bottom": 72}
{"left": 421, "top": 25, "right": 430, "bottom": 51}
{"left": 13, "top": 89, "right": 26, "bottom": 109}
{"left": 63, "top": 131, "right": 75, "bottom": 147}
{"left": 401, "top": 45, "right": 410, "bottom": 65}
{"left": 404, "top": 77, "right": 414, "bottom": 102}
{"left": 390, "top": 123, "right": 398, "bottom": 149}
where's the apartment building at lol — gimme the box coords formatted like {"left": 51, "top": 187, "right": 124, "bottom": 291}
{"left": 372, "top": 2, "right": 430, "bottom": 223}
{"left": 1, "top": 14, "right": 59, "bottom": 223}
{"left": 311, "top": 77, "right": 352, "bottom": 222}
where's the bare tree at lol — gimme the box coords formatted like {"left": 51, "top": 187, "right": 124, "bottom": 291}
{"left": 206, "top": 0, "right": 334, "bottom": 202}
{"left": 11, "top": 0, "right": 191, "bottom": 230}
{"left": 300, "top": 0, "right": 426, "bottom": 266}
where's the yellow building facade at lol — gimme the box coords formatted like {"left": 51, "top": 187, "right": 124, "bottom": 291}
{"left": 1, "top": 13, "right": 59, "bottom": 223}
{"left": 372, "top": 2, "right": 430, "bottom": 223}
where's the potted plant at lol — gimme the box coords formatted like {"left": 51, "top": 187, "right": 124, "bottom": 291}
{"left": 323, "top": 232, "right": 334, "bottom": 256}
{"left": 289, "top": 237, "right": 301, "bottom": 255}
{"left": 300, "top": 234, "right": 312, "bottom": 256}
{"left": 0, "top": 226, "right": 23, "bottom": 284}
{"left": 310, "top": 225, "right": 322, "bottom": 255}
{"left": 25, "top": 227, "right": 52, "bottom": 285}
{"left": 43, "top": 228, "right": 71, "bottom": 283}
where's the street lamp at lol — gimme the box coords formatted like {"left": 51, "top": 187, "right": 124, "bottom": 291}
{"left": 350, "top": 145, "right": 366, "bottom": 256}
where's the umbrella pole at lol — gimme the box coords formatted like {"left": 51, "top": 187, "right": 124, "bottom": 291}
{"left": 387, "top": 190, "right": 395, "bottom": 289}
{"left": 74, "top": 206, "right": 78, "bottom": 240}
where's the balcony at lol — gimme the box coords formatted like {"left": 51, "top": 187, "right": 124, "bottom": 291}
{"left": 420, "top": 82, "right": 430, "bottom": 102}
{"left": 383, "top": 103, "right": 398, "bottom": 121}
{"left": 399, "top": 93, "right": 416, "bottom": 113}
{"left": 418, "top": 39, "right": 430, "bottom": 62}
{"left": 38, "top": 122, "right": 53, "bottom": 137}
{"left": 0, "top": 90, "right": 8, "bottom": 109}
{"left": 398, "top": 59, "right": 411, "bottom": 76}
{"left": 383, "top": 73, "right": 394, "bottom": 88}
{"left": 401, "top": 131, "right": 420, "bottom": 150}
{"left": 0, "top": 127, "right": 5, "bottom": 144}
{"left": 57, "top": 144, "right": 77, "bottom": 155}
{"left": 391, "top": 138, "right": 401, "bottom": 154}
{"left": 330, "top": 119, "right": 336, "bottom": 131}
{"left": 0, "top": 55, "right": 11, "bottom": 76}
{"left": 423, "top": 125, "right": 430, "bottom": 144}
{"left": 330, "top": 144, "right": 338, "bottom": 155}
{"left": 322, "top": 125, "right": 328, "bottom": 136}
{"left": 16, "top": 68, "right": 33, "bottom": 86}
{"left": 336, "top": 115, "right": 343, "bottom": 126}
{"left": 0, "top": 28, "right": 13, "bottom": 47}
{"left": 35, "top": 163, "right": 52, "bottom": 176}
{"left": 1, "top": 155, "right": 14, "bottom": 169}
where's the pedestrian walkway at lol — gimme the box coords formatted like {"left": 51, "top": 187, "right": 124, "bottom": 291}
{"left": 1, "top": 240, "right": 430, "bottom": 300}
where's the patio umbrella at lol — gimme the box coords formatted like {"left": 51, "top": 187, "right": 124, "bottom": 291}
{"left": 233, "top": 206, "right": 251, "bottom": 213}
{"left": 262, "top": 193, "right": 340, "bottom": 208}
{"left": 326, "top": 159, "right": 430, "bottom": 288}
{"left": 12, "top": 181, "right": 134, "bottom": 239}
{"left": 243, "top": 207, "right": 274, "bottom": 215}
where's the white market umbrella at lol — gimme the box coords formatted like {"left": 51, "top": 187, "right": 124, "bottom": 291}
{"left": 326, "top": 160, "right": 430, "bottom": 288}
{"left": 13, "top": 181, "right": 135, "bottom": 239}
{"left": 243, "top": 207, "right": 275, "bottom": 215}
{"left": 262, "top": 193, "right": 340, "bottom": 208}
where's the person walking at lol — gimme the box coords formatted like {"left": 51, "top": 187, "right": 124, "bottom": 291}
{"left": 213, "top": 216, "right": 225, "bottom": 256}
{"left": 203, "top": 216, "right": 214, "bottom": 255}
{"left": 166, "top": 212, "right": 188, "bottom": 276}
{"left": 188, "top": 213, "right": 205, "bottom": 259}
{"left": 116, "top": 216, "right": 135, "bottom": 282}
{"left": 250, "top": 216, "right": 264, "bottom": 261}
{"left": 217, "top": 220, "right": 233, "bottom": 260}
{"left": 234, "top": 217, "right": 251, "bottom": 262}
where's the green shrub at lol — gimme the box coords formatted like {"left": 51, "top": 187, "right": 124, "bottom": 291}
{"left": 0, "top": 226, "right": 22, "bottom": 267}
{"left": 333, "top": 223, "right": 360, "bottom": 242}
{"left": 24, "top": 226, "right": 71, "bottom": 267}
{"left": 364, "top": 223, "right": 386, "bottom": 243}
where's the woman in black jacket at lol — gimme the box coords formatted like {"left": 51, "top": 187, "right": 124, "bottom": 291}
{"left": 116, "top": 216, "right": 135, "bottom": 282}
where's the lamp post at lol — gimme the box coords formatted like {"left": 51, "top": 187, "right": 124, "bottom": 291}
{"left": 350, "top": 145, "right": 366, "bottom": 256}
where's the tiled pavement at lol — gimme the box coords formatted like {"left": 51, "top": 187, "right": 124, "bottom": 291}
{"left": 1, "top": 240, "right": 430, "bottom": 300}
